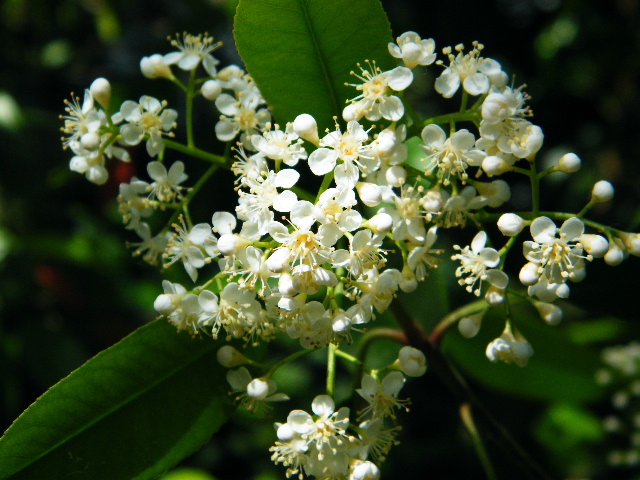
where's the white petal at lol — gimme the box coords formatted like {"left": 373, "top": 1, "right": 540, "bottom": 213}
{"left": 421, "top": 124, "right": 447, "bottom": 148}
{"left": 308, "top": 148, "right": 337, "bottom": 176}
{"left": 386, "top": 66, "right": 413, "bottom": 91}
{"left": 560, "top": 217, "right": 584, "bottom": 241}
{"left": 530, "top": 216, "right": 557, "bottom": 243}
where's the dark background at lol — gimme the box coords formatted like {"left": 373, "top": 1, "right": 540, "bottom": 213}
{"left": 1, "top": 0, "right": 639, "bottom": 478}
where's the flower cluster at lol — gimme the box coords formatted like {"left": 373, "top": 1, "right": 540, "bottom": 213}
{"left": 59, "top": 29, "right": 640, "bottom": 480}
{"left": 268, "top": 346, "right": 425, "bottom": 479}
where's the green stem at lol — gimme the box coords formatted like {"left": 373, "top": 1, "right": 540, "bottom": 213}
{"left": 163, "top": 138, "right": 226, "bottom": 165}
{"left": 422, "top": 112, "right": 480, "bottom": 128}
{"left": 326, "top": 343, "right": 337, "bottom": 397}
{"left": 316, "top": 170, "right": 335, "bottom": 203}
{"left": 186, "top": 69, "right": 197, "bottom": 147}
{"left": 460, "top": 403, "right": 498, "bottom": 480}
{"left": 161, "top": 164, "right": 219, "bottom": 234}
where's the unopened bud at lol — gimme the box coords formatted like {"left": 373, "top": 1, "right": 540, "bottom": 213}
{"left": 497, "top": 213, "right": 525, "bottom": 236}
{"left": 368, "top": 212, "right": 393, "bottom": 234}
{"left": 293, "top": 113, "right": 319, "bottom": 145}
{"left": 217, "top": 345, "right": 249, "bottom": 367}
{"left": 534, "top": 301, "right": 563, "bottom": 326}
{"left": 591, "top": 180, "right": 614, "bottom": 203}
{"left": 246, "top": 377, "right": 270, "bottom": 400}
{"left": 580, "top": 234, "right": 609, "bottom": 258}
{"left": 458, "top": 313, "right": 483, "bottom": 338}
{"left": 217, "top": 233, "right": 248, "bottom": 256}
{"left": 140, "top": 54, "right": 172, "bottom": 79}
{"left": 90, "top": 77, "right": 111, "bottom": 108}
{"left": 604, "top": 240, "right": 626, "bottom": 266}
{"left": 356, "top": 182, "right": 382, "bottom": 207}
{"left": 482, "top": 155, "right": 512, "bottom": 177}
{"left": 620, "top": 232, "right": 640, "bottom": 256}
{"left": 385, "top": 165, "right": 407, "bottom": 187}
{"left": 395, "top": 346, "right": 427, "bottom": 377}
{"left": 557, "top": 153, "right": 581, "bottom": 173}
{"left": 201, "top": 79, "right": 222, "bottom": 100}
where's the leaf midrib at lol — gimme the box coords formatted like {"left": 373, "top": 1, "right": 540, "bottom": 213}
{"left": 0, "top": 325, "right": 218, "bottom": 477}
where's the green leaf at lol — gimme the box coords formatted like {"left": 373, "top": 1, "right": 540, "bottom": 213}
{"left": 0, "top": 320, "right": 234, "bottom": 480}
{"left": 234, "top": 0, "right": 394, "bottom": 132}
{"left": 442, "top": 302, "right": 606, "bottom": 403}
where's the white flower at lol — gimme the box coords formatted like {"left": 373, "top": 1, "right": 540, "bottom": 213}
{"left": 308, "top": 120, "right": 378, "bottom": 189}
{"left": 332, "top": 229, "right": 384, "bottom": 278}
{"left": 163, "top": 32, "right": 221, "bottom": 75}
{"left": 407, "top": 226, "right": 440, "bottom": 281}
{"left": 215, "top": 88, "right": 271, "bottom": 148}
{"left": 146, "top": 160, "right": 187, "bottom": 203}
{"left": 343, "top": 61, "right": 413, "bottom": 122}
{"left": 267, "top": 201, "right": 332, "bottom": 271}
{"left": 129, "top": 222, "right": 169, "bottom": 266}
{"left": 61, "top": 90, "right": 105, "bottom": 150}
{"left": 115, "top": 96, "right": 178, "bottom": 157}
{"left": 521, "top": 216, "right": 590, "bottom": 290}
{"left": 251, "top": 123, "right": 308, "bottom": 166}
{"left": 227, "top": 367, "right": 289, "bottom": 414}
{"left": 420, "top": 124, "right": 486, "bottom": 185}
{"left": 388, "top": 31, "right": 436, "bottom": 69}
{"left": 452, "top": 231, "right": 509, "bottom": 296}
{"left": 163, "top": 218, "right": 216, "bottom": 282}
{"left": 434, "top": 42, "right": 504, "bottom": 98}
{"left": 356, "top": 372, "right": 408, "bottom": 419}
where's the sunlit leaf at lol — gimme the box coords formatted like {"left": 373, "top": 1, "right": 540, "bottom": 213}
{"left": 234, "top": 0, "right": 394, "bottom": 132}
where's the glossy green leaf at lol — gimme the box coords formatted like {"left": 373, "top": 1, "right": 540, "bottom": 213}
{"left": 234, "top": 0, "right": 394, "bottom": 132}
{"left": 442, "top": 302, "right": 606, "bottom": 403}
{"left": 0, "top": 320, "right": 234, "bottom": 480}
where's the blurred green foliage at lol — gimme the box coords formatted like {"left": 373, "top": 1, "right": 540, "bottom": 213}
{"left": 1, "top": 0, "right": 640, "bottom": 479}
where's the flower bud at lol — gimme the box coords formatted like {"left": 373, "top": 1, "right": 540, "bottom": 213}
{"left": 533, "top": 301, "right": 563, "bottom": 326}
{"left": 620, "top": 232, "right": 640, "bottom": 257}
{"left": 580, "top": 234, "right": 609, "bottom": 258}
{"left": 140, "top": 54, "right": 172, "bottom": 79}
{"left": 458, "top": 313, "right": 483, "bottom": 338}
{"left": 80, "top": 132, "right": 101, "bottom": 151}
{"left": 474, "top": 179, "right": 511, "bottom": 208}
{"left": 385, "top": 165, "right": 406, "bottom": 187}
{"left": 217, "top": 345, "right": 249, "bottom": 367}
{"left": 497, "top": 213, "right": 525, "bottom": 236}
{"left": 399, "top": 268, "right": 418, "bottom": 293}
{"left": 90, "top": 77, "right": 111, "bottom": 108}
{"left": 591, "top": 180, "right": 614, "bottom": 203}
{"left": 293, "top": 113, "right": 319, "bottom": 145}
{"left": 519, "top": 262, "right": 540, "bottom": 286}
{"left": 351, "top": 460, "right": 380, "bottom": 480}
{"left": 557, "top": 153, "right": 581, "bottom": 173}
{"left": 201, "top": 79, "right": 222, "bottom": 100}
{"left": 154, "top": 293, "right": 179, "bottom": 315}
{"left": 482, "top": 155, "right": 512, "bottom": 177}
{"left": 217, "top": 233, "right": 248, "bottom": 256}
{"left": 604, "top": 241, "right": 626, "bottom": 266}
{"left": 368, "top": 212, "right": 393, "bottom": 234}
{"left": 356, "top": 182, "right": 382, "bottom": 207}
{"left": 246, "top": 377, "right": 270, "bottom": 400}
{"left": 484, "top": 285, "right": 506, "bottom": 305}
{"left": 396, "top": 346, "right": 427, "bottom": 377}
{"left": 278, "top": 272, "right": 296, "bottom": 296}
